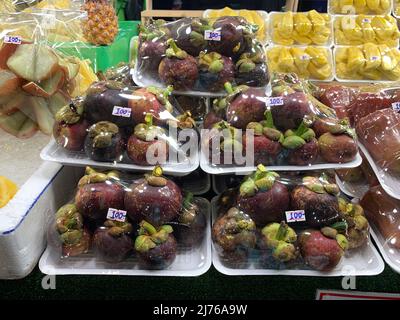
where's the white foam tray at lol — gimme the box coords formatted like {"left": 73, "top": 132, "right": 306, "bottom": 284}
{"left": 41, "top": 138, "right": 200, "bottom": 177}
{"left": 200, "top": 150, "right": 362, "bottom": 175}
{"left": 358, "top": 143, "right": 400, "bottom": 200}
{"left": 211, "top": 197, "right": 384, "bottom": 276}
{"left": 370, "top": 226, "right": 400, "bottom": 275}
{"left": 335, "top": 174, "right": 369, "bottom": 199}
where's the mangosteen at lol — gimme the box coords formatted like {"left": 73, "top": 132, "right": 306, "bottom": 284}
{"left": 93, "top": 220, "right": 133, "bottom": 263}
{"left": 124, "top": 167, "right": 183, "bottom": 226}
{"left": 53, "top": 100, "right": 89, "bottom": 151}
{"left": 208, "top": 16, "right": 251, "bottom": 58}
{"left": 203, "top": 96, "right": 229, "bottom": 129}
{"left": 299, "top": 227, "right": 348, "bottom": 271}
{"left": 235, "top": 43, "right": 269, "bottom": 87}
{"left": 126, "top": 114, "right": 168, "bottom": 166}
{"left": 172, "top": 18, "right": 210, "bottom": 57}
{"left": 84, "top": 121, "right": 125, "bottom": 162}
{"left": 197, "top": 52, "right": 234, "bottom": 92}
{"left": 55, "top": 204, "right": 91, "bottom": 257}
{"left": 83, "top": 81, "right": 133, "bottom": 127}
{"left": 101, "top": 62, "right": 136, "bottom": 86}
{"left": 158, "top": 39, "right": 198, "bottom": 90}
{"left": 129, "top": 86, "right": 174, "bottom": 126}
{"left": 212, "top": 207, "right": 257, "bottom": 268}
{"left": 312, "top": 117, "right": 352, "bottom": 137}
{"left": 291, "top": 175, "right": 341, "bottom": 228}
{"left": 173, "top": 192, "right": 206, "bottom": 248}
{"left": 281, "top": 120, "right": 319, "bottom": 166}
{"left": 319, "top": 132, "right": 358, "bottom": 163}
{"left": 75, "top": 167, "right": 125, "bottom": 222}
{"left": 236, "top": 165, "right": 290, "bottom": 226}
{"left": 135, "top": 220, "right": 177, "bottom": 269}
{"left": 224, "top": 83, "right": 266, "bottom": 129}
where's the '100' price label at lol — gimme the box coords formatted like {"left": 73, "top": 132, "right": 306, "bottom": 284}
{"left": 285, "top": 210, "right": 306, "bottom": 223}
{"left": 204, "top": 30, "right": 221, "bottom": 41}
{"left": 4, "top": 35, "right": 21, "bottom": 45}
{"left": 112, "top": 106, "right": 131, "bottom": 118}
{"left": 267, "top": 97, "right": 284, "bottom": 106}
{"left": 107, "top": 208, "right": 127, "bottom": 222}
{"left": 392, "top": 102, "right": 400, "bottom": 112}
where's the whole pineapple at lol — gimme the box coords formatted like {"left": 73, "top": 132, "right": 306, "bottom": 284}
{"left": 82, "top": 0, "right": 118, "bottom": 46}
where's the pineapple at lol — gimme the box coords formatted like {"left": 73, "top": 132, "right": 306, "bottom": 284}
{"left": 0, "top": 0, "right": 15, "bottom": 12}
{"left": 82, "top": 0, "right": 118, "bottom": 46}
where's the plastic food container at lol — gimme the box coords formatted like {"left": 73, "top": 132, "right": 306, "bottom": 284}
{"left": 333, "top": 14, "right": 400, "bottom": 47}
{"left": 328, "top": 0, "right": 391, "bottom": 15}
{"left": 39, "top": 166, "right": 212, "bottom": 276}
{"left": 269, "top": 11, "right": 333, "bottom": 47}
{"left": 267, "top": 45, "right": 334, "bottom": 81}
{"left": 393, "top": 0, "right": 400, "bottom": 18}
{"left": 335, "top": 173, "right": 369, "bottom": 199}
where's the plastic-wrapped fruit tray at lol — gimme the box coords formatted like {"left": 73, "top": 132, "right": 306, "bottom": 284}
{"left": 335, "top": 174, "right": 369, "bottom": 199}
{"left": 211, "top": 197, "right": 384, "bottom": 276}
{"left": 200, "top": 151, "right": 363, "bottom": 175}
{"left": 358, "top": 143, "right": 400, "bottom": 200}
{"left": 39, "top": 197, "right": 211, "bottom": 277}
{"left": 370, "top": 226, "right": 400, "bottom": 275}
{"left": 40, "top": 138, "right": 200, "bottom": 176}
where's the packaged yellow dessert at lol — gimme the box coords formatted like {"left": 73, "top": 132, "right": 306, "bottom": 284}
{"left": 329, "top": 0, "right": 391, "bottom": 15}
{"left": 0, "top": 176, "right": 18, "bottom": 208}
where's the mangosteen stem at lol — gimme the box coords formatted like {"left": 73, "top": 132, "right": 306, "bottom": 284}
{"left": 139, "top": 220, "right": 157, "bottom": 236}
{"left": 166, "top": 39, "right": 187, "bottom": 59}
{"left": 264, "top": 110, "right": 275, "bottom": 129}
{"left": 224, "top": 82, "right": 234, "bottom": 95}
{"left": 276, "top": 221, "right": 288, "bottom": 241}
{"left": 183, "top": 192, "right": 194, "bottom": 210}
{"left": 145, "top": 113, "right": 153, "bottom": 127}
{"left": 294, "top": 121, "right": 308, "bottom": 136}
{"left": 152, "top": 166, "right": 163, "bottom": 177}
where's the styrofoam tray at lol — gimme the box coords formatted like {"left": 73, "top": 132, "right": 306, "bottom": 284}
{"left": 200, "top": 150, "right": 363, "bottom": 175}
{"left": 335, "top": 174, "right": 369, "bottom": 199}
{"left": 358, "top": 142, "right": 400, "bottom": 200}
{"left": 332, "top": 15, "right": 400, "bottom": 47}
{"left": 39, "top": 196, "right": 212, "bottom": 277}
{"left": 370, "top": 226, "right": 400, "bottom": 274}
{"left": 211, "top": 197, "right": 384, "bottom": 276}
{"left": 40, "top": 138, "right": 199, "bottom": 177}
{"left": 333, "top": 46, "right": 400, "bottom": 83}
{"left": 268, "top": 11, "right": 334, "bottom": 47}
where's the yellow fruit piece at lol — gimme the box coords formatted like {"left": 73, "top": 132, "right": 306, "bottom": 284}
{"left": 366, "top": 0, "right": 380, "bottom": 11}
{"left": 354, "top": 0, "right": 367, "bottom": 11}
{"left": 347, "top": 47, "right": 366, "bottom": 72}
{"left": 308, "top": 10, "right": 327, "bottom": 33}
{"left": 372, "top": 15, "right": 395, "bottom": 40}
{"left": 279, "top": 47, "right": 296, "bottom": 73}
{"left": 290, "top": 47, "right": 310, "bottom": 75}
{"left": 308, "top": 62, "right": 332, "bottom": 79}
{"left": 292, "top": 31, "right": 312, "bottom": 44}
{"left": 379, "top": 0, "right": 391, "bottom": 11}
{"left": 277, "top": 12, "right": 294, "bottom": 38}
{"left": 363, "top": 43, "right": 382, "bottom": 70}
{"left": 386, "top": 64, "right": 400, "bottom": 80}
{"left": 272, "top": 31, "right": 294, "bottom": 45}
{"left": 336, "top": 62, "right": 348, "bottom": 77}
{"left": 0, "top": 176, "right": 18, "bottom": 208}
{"left": 294, "top": 13, "right": 312, "bottom": 35}
{"left": 309, "top": 34, "right": 329, "bottom": 45}
{"left": 380, "top": 47, "right": 398, "bottom": 71}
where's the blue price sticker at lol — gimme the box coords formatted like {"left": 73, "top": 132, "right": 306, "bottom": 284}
{"left": 392, "top": 102, "right": 400, "bottom": 112}
{"left": 267, "top": 97, "right": 284, "bottom": 107}
{"left": 107, "top": 208, "right": 127, "bottom": 222}
{"left": 112, "top": 106, "right": 131, "bottom": 118}
{"left": 4, "top": 35, "right": 22, "bottom": 45}
{"left": 204, "top": 30, "right": 221, "bottom": 41}
{"left": 285, "top": 210, "right": 306, "bottom": 223}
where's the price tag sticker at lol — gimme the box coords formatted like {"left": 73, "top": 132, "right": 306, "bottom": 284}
{"left": 4, "top": 35, "right": 22, "bottom": 45}
{"left": 362, "top": 18, "right": 371, "bottom": 23}
{"left": 392, "top": 102, "right": 400, "bottom": 112}
{"left": 112, "top": 106, "right": 131, "bottom": 118}
{"left": 300, "top": 54, "right": 310, "bottom": 61}
{"left": 204, "top": 30, "right": 221, "bottom": 41}
{"left": 107, "top": 208, "right": 127, "bottom": 222}
{"left": 370, "top": 56, "right": 379, "bottom": 61}
{"left": 267, "top": 97, "right": 284, "bottom": 106}
{"left": 285, "top": 210, "right": 306, "bottom": 223}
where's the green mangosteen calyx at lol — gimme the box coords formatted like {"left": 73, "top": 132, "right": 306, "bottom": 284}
{"left": 199, "top": 52, "right": 224, "bottom": 73}
{"left": 166, "top": 39, "right": 188, "bottom": 59}
{"left": 134, "top": 113, "right": 165, "bottom": 142}
{"left": 147, "top": 85, "right": 174, "bottom": 113}
{"left": 179, "top": 192, "right": 198, "bottom": 225}
{"left": 225, "top": 207, "right": 256, "bottom": 232}
{"left": 104, "top": 80, "right": 126, "bottom": 91}
{"left": 260, "top": 110, "right": 284, "bottom": 142}
{"left": 189, "top": 19, "right": 211, "bottom": 47}
{"left": 282, "top": 120, "right": 315, "bottom": 149}
{"left": 135, "top": 220, "right": 173, "bottom": 253}
{"left": 236, "top": 51, "right": 263, "bottom": 73}
{"left": 55, "top": 204, "right": 84, "bottom": 245}
{"left": 104, "top": 220, "right": 133, "bottom": 237}
{"left": 145, "top": 166, "right": 168, "bottom": 187}
{"left": 212, "top": 120, "right": 242, "bottom": 152}
{"left": 321, "top": 223, "right": 349, "bottom": 251}
{"left": 262, "top": 221, "right": 298, "bottom": 262}
{"left": 77, "top": 167, "right": 120, "bottom": 188}
{"left": 239, "top": 164, "right": 279, "bottom": 197}
{"left": 89, "top": 121, "right": 119, "bottom": 148}
{"left": 176, "top": 111, "right": 196, "bottom": 129}
{"left": 302, "top": 175, "right": 340, "bottom": 196}
{"left": 55, "top": 101, "right": 83, "bottom": 125}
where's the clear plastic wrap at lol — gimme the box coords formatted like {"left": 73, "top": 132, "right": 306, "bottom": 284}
{"left": 133, "top": 17, "right": 269, "bottom": 94}
{"left": 200, "top": 73, "right": 360, "bottom": 173}
{"left": 211, "top": 166, "right": 383, "bottom": 275}
{"left": 394, "top": 0, "right": 400, "bottom": 18}
{"left": 12, "top": 0, "right": 84, "bottom": 11}
{"left": 46, "top": 166, "right": 210, "bottom": 271}
{"left": 333, "top": 15, "right": 400, "bottom": 46}
{"left": 360, "top": 185, "right": 400, "bottom": 273}
{"left": 43, "top": 83, "right": 200, "bottom": 174}
{"left": 269, "top": 11, "right": 332, "bottom": 46}
{"left": 318, "top": 84, "right": 360, "bottom": 119}
{"left": 0, "top": 11, "right": 97, "bottom": 139}
{"left": 335, "top": 45, "right": 400, "bottom": 81}
{"left": 329, "top": 0, "right": 391, "bottom": 15}
{"left": 267, "top": 46, "right": 334, "bottom": 81}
